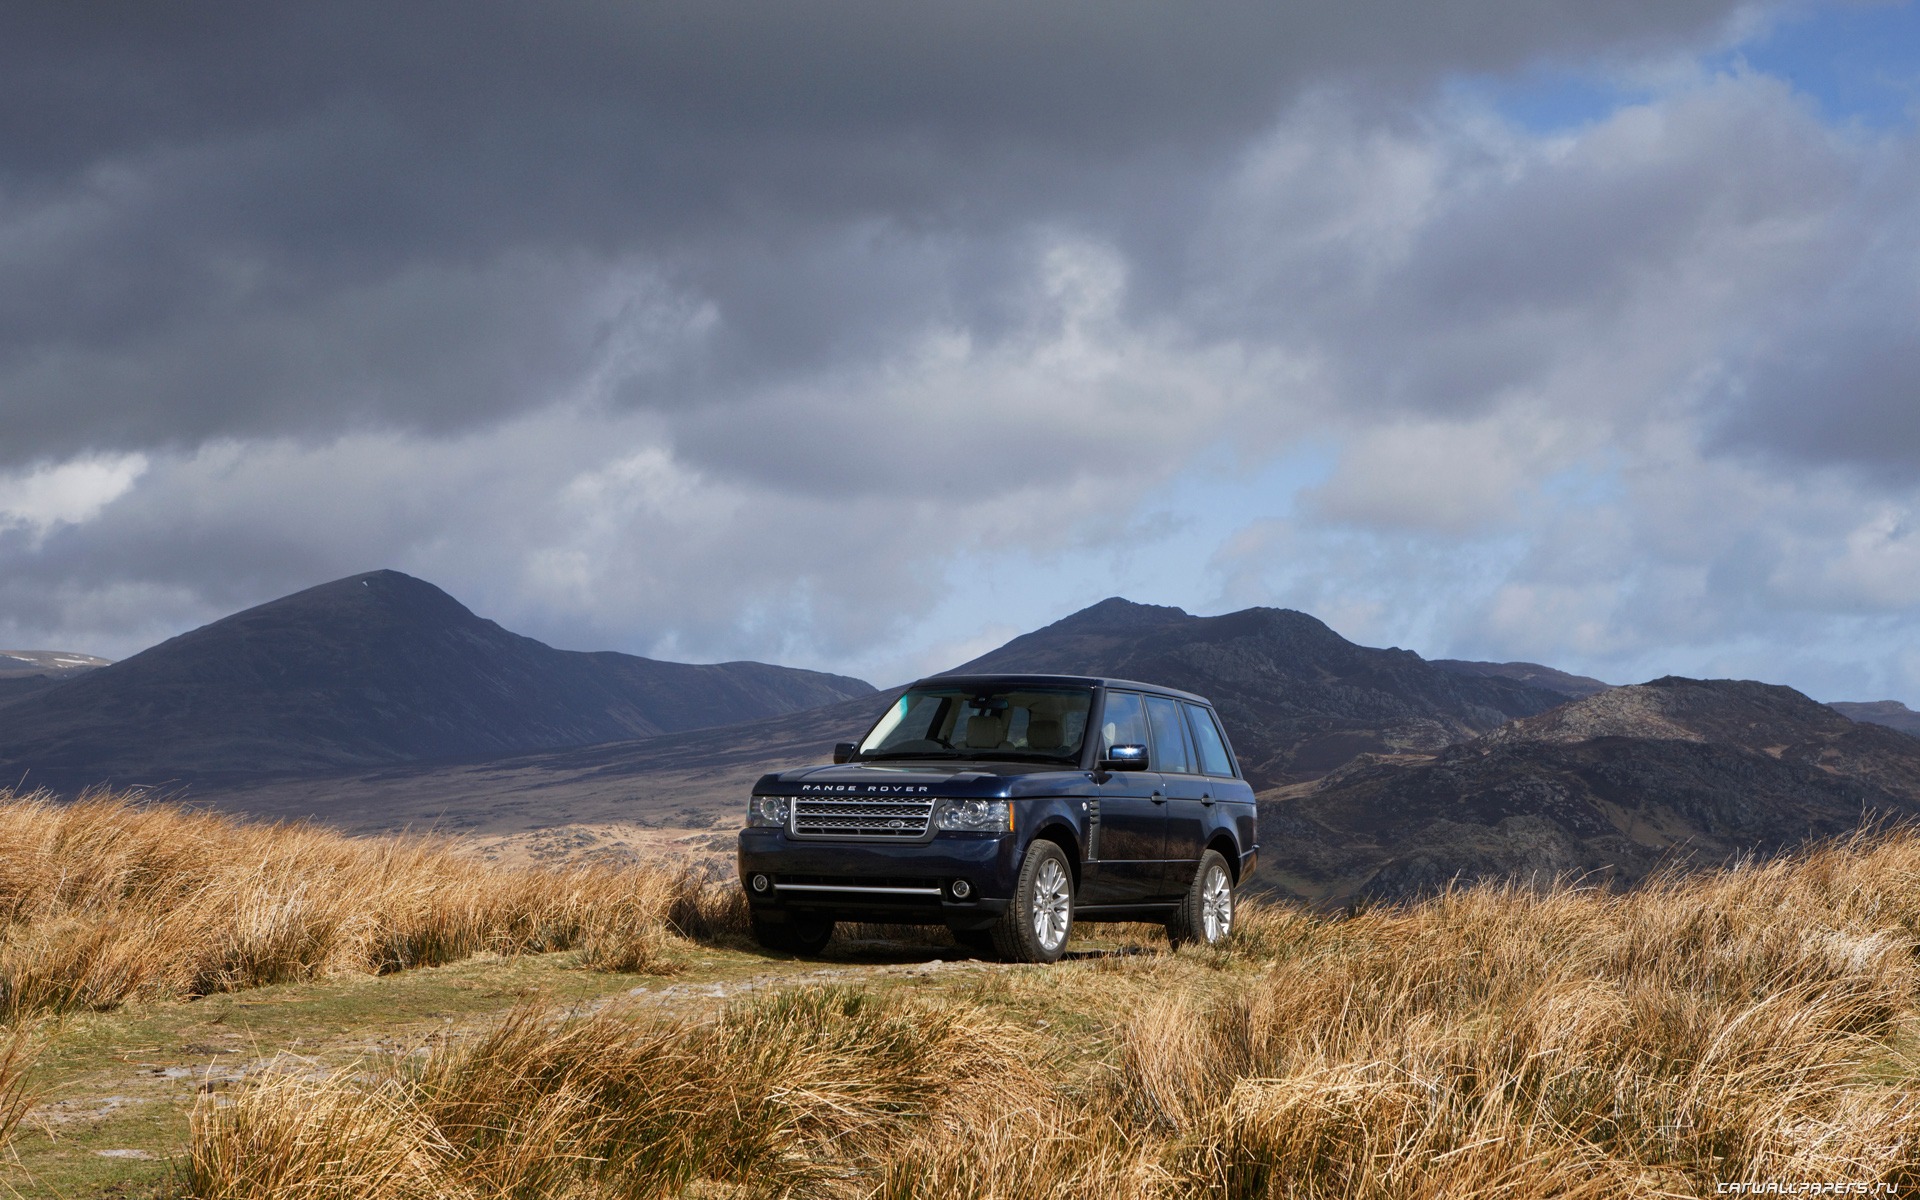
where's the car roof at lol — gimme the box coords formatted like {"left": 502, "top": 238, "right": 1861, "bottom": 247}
{"left": 908, "top": 672, "right": 1213, "bottom": 706}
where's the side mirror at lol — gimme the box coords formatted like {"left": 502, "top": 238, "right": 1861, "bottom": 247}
{"left": 833, "top": 741, "right": 859, "bottom": 764}
{"left": 1100, "top": 744, "right": 1149, "bottom": 771}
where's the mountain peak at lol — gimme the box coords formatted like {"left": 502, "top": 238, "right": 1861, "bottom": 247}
{"left": 1053, "top": 597, "right": 1191, "bottom": 631}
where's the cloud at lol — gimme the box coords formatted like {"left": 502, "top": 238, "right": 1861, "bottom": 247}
{"left": 5, "top": 1, "right": 1920, "bottom": 707}
{"left": 0, "top": 1, "right": 1757, "bottom": 467}
{"left": 0, "top": 453, "right": 146, "bottom": 540}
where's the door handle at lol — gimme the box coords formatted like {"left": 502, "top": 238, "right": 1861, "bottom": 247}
{"left": 1201, "top": 795, "right": 1216, "bottom": 806}
{"left": 1151, "top": 792, "right": 1166, "bottom": 804}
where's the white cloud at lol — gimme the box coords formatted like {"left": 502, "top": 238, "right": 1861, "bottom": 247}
{"left": 0, "top": 453, "right": 146, "bottom": 539}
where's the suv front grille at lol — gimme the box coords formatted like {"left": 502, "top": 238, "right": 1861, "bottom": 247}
{"left": 791, "top": 797, "right": 935, "bottom": 839}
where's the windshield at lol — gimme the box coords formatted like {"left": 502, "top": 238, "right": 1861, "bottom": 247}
{"left": 857, "top": 685, "right": 1094, "bottom": 762}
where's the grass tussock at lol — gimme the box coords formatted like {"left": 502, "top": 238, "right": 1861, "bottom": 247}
{"left": 1122, "top": 830, "right": 1920, "bottom": 1197}
{"left": 0, "top": 790, "right": 746, "bottom": 1021}
{"left": 184, "top": 828, "right": 1920, "bottom": 1198}
{"left": 187, "top": 987, "right": 1045, "bottom": 1200}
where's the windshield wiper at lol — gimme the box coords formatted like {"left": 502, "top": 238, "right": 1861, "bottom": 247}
{"left": 858, "top": 750, "right": 965, "bottom": 760}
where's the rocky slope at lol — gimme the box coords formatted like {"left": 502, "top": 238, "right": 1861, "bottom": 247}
{"left": 1262, "top": 677, "right": 1920, "bottom": 905}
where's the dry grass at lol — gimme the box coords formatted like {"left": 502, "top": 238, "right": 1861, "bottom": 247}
{"left": 0, "top": 1024, "right": 35, "bottom": 1149}
{"left": 187, "top": 987, "right": 1047, "bottom": 1200}
{"left": 0, "top": 789, "right": 746, "bottom": 1022}
{"left": 1122, "top": 830, "right": 1920, "bottom": 1197}
{"left": 180, "top": 827, "right": 1920, "bottom": 1198}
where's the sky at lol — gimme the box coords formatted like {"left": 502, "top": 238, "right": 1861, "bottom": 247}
{"left": 3, "top": 1, "right": 1920, "bottom": 702}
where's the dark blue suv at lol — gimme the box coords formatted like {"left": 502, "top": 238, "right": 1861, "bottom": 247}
{"left": 736, "top": 674, "right": 1258, "bottom": 962}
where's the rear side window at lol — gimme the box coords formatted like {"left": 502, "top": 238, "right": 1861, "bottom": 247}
{"left": 1143, "top": 694, "right": 1194, "bottom": 774}
{"left": 1099, "top": 691, "right": 1149, "bottom": 755}
{"left": 1183, "top": 702, "right": 1236, "bottom": 777}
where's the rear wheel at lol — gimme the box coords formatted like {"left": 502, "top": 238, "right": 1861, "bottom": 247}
{"left": 750, "top": 913, "right": 836, "bottom": 956}
{"left": 991, "top": 840, "right": 1074, "bottom": 963}
{"left": 1167, "top": 850, "right": 1235, "bottom": 949}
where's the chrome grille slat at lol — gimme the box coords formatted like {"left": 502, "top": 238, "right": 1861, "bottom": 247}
{"left": 791, "top": 796, "right": 935, "bottom": 839}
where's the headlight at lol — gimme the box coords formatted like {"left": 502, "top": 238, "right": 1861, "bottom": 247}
{"left": 935, "top": 799, "right": 1010, "bottom": 832}
{"left": 747, "top": 794, "right": 789, "bottom": 827}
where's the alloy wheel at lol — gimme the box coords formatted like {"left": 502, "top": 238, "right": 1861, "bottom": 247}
{"left": 1200, "top": 864, "right": 1233, "bottom": 943}
{"left": 1032, "top": 857, "right": 1072, "bottom": 952}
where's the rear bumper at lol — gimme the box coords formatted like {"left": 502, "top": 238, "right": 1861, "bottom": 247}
{"left": 738, "top": 827, "right": 1017, "bottom": 928}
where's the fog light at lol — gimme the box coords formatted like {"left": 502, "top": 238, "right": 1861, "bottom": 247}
{"left": 951, "top": 878, "right": 972, "bottom": 899}
{"left": 751, "top": 874, "right": 771, "bottom": 893}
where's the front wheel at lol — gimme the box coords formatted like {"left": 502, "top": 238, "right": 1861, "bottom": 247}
{"left": 991, "top": 840, "right": 1074, "bottom": 963}
{"left": 1167, "top": 850, "right": 1235, "bottom": 949}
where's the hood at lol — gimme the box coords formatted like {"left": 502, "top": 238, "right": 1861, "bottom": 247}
{"left": 756, "top": 760, "right": 1084, "bottom": 799}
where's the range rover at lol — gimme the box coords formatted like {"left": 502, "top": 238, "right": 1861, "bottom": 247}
{"left": 736, "top": 674, "right": 1257, "bottom": 963}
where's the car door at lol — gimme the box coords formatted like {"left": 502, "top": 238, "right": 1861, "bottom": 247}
{"left": 1145, "top": 694, "right": 1207, "bottom": 897}
{"left": 1184, "top": 700, "right": 1253, "bottom": 866}
{"left": 1083, "top": 689, "right": 1167, "bottom": 906}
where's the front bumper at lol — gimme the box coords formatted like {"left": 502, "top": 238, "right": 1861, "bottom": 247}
{"left": 738, "top": 827, "right": 1018, "bottom": 928}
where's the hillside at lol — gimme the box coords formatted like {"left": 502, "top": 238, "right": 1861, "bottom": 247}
{"left": 0, "top": 571, "right": 872, "bottom": 789}
{"left": 1264, "top": 677, "right": 1920, "bottom": 904}
{"left": 1430, "top": 657, "right": 1611, "bottom": 698}
{"left": 197, "top": 688, "right": 904, "bottom": 838}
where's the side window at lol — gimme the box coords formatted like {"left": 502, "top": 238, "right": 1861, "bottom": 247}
{"left": 1099, "top": 691, "right": 1150, "bottom": 756}
{"left": 1143, "top": 695, "right": 1193, "bottom": 775}
{"left": 1184, "top": 702, "right": 1236, "bottom": 777}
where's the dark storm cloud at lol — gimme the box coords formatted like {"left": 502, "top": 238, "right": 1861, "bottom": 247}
{"left": 0, "top": 0, "right": 1753, "bottom": 467}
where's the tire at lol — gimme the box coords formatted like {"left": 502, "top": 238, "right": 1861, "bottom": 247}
{"left": 951, "top": 928, "right": 999, "bottom": 959}
{"left": 750, "top": 913, "right": 836, "bottom": 956}
{"left": 1167, "top": 850, "right": 1235, "bottom": 949}
{"left": 991, "top": 840, "right": 1074, "bottom": 964}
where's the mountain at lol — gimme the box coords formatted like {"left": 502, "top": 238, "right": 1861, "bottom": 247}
{"left": 1262, "top": 677, "right": 1920, "bottom": 906}
{"left": 0, "top": 570, "right": 873, "bottom": 789}
{"left": 0, "top": 650, "right": 112, "bottom": 709}
{"left": 101, "top": 592, "right": 1920, "bottom": 910}
{"left": 951, "top": 598, "right": 1572, "bottom": 785}
{"left": 1431, "top": 659, "right": 1611, "bottom": 700}
{"left": 0, "top": 650, "right": 111, "bottom": 679}
{"left": 186, "top": 596, "right": 1576, "bottom": 833}
{"left": 1828, "top": 700, "right": 1920, "bottom": 737}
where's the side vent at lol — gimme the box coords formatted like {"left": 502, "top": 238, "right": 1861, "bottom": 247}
{"left": 1087, "top": 799, "right": 1101, "bottom": 860}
